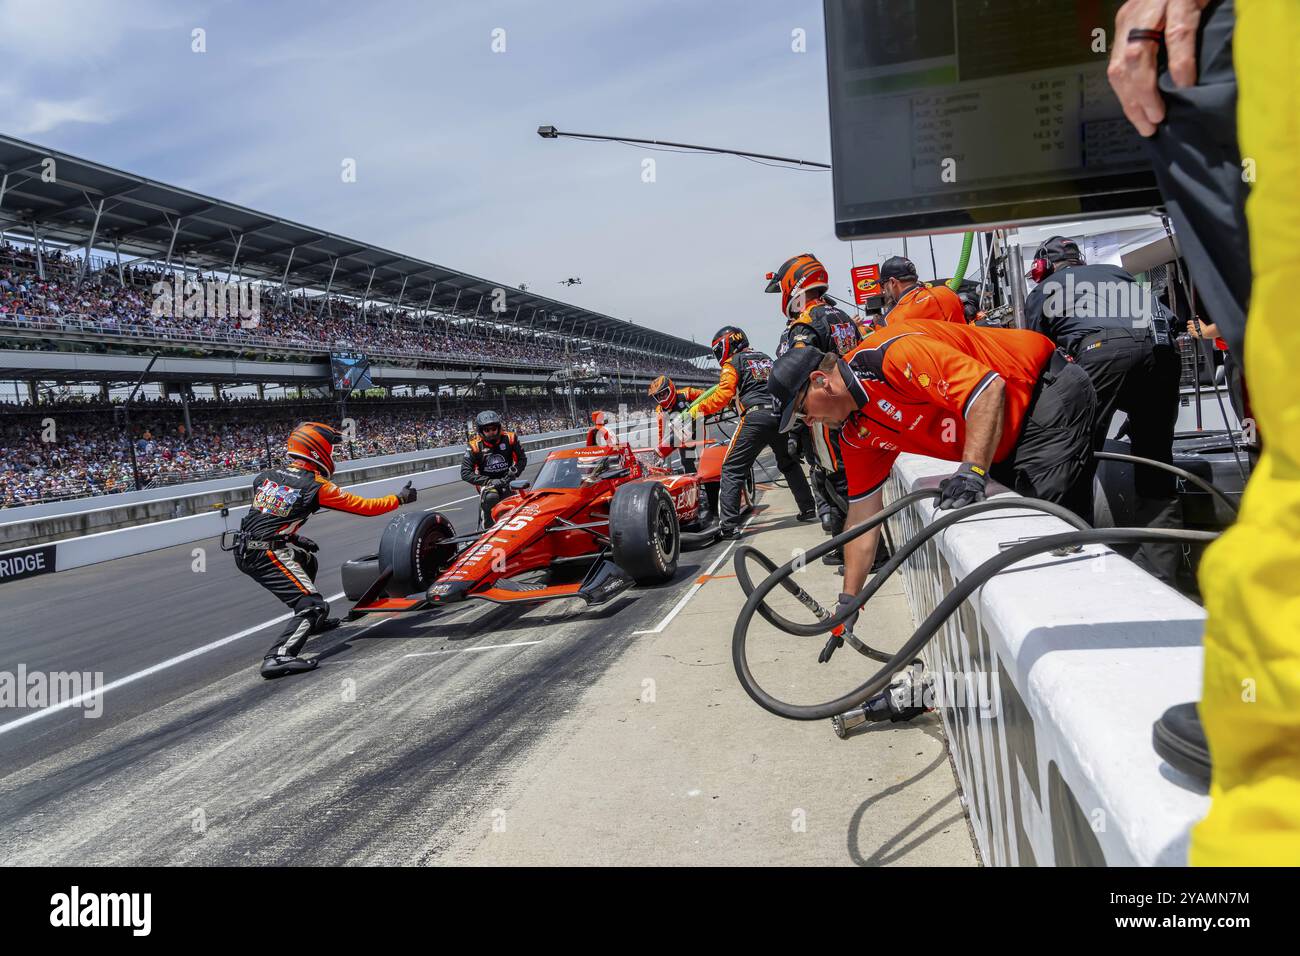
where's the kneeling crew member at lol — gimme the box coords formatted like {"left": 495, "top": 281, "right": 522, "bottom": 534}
{"left": 1024, "top": 235, "right": 1182, "bottom": 581}
{"left": 648, "top": 374, "right": 704, "bottom": 473}
{"left": 462, "top": 409, "right": 527, "bottom": 526}
{"left": 770, "top": 321, "right": 1096, "bottom": 626}
{"left": 692, "top": 326, "right": 815, "bottom": 538}
{"left": 879, "top": 255, "right": 968, "bottom": 324}
{"left": 236, "top": 421, "right": 415, "bottom": 679}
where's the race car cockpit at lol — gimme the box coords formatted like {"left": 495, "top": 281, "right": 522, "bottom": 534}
{"left": 532, "top": 449, "right": 630, "bottom": 489}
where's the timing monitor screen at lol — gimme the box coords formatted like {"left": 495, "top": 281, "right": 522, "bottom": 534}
{"left": 824, "top": 0, "right": 1161, "bottom": 238}
{"left": 329, "top": 351, "right": 373, "bottom": 393}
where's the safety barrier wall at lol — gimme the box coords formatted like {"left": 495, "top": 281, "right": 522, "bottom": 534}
{"left": 884, "top": 454, "right": 1209, "bottom": 866}
{"left": 0, "top": 429, "right": 589, "bottom": 551}
{"left": 0, "top": 430, "right": 592, "bottom": 580}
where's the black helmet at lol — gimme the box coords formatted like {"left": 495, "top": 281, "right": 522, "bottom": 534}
{"left": 712, "top": 326, "right": 749, "bottom": 364}
{"left": 475, "top": 410, "right": 504, "bottom": 437}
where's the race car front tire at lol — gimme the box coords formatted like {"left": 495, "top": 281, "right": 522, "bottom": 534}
{"left": 378, "top": 510, "right": 458, "bottom": 597}
{"left": 341, "top": 554, "right": 380, "bottom": 601}
{"left": 610, "top": 481, "right": 680, "bottom": 584}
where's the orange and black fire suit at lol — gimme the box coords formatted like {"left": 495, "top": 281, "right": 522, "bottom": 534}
{"left": 695, "top": 348, "right": 814, "bottom": 532}
{"left": 655, "top": 385, "right": 705, "bottom": 472}
{"left": 777, "top": 299, "right": 868, "bottom": 536}
{"left": 235, "top": 465, "right": 401, "bottom": 659}
{"left": 461, "top": 430, "right": 527, "bottom": 524}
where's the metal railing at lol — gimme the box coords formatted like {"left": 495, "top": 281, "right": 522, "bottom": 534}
{"left": 0, "top": 312, "right": 703, "bottom": 379}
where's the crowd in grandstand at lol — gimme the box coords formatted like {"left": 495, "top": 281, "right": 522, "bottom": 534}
{"left": 0, "top": 393, "right": 584, "bottom": 507}
{"left": 0, "top": 241, "right": 701, "bottom": 377}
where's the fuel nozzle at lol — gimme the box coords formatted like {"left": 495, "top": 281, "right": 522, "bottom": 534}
{"left": 831, "top": 660, "right": 932, "bottom": 739}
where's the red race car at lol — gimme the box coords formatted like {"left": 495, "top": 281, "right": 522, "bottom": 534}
{"left": 341, "top": 439, "right": 752, "bottom": 618}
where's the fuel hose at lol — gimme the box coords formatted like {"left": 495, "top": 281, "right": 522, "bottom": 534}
{"left": 731, "top": 452, "right": 1234, "bottom": 721}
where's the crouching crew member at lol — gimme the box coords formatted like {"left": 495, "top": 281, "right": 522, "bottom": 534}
{"left": 770, "top": 321, "right": 1096, "bottom": 627}
{"left": 768, "top": 252, "right": 869, "bottom": 562}
{"left": 236, "top": 421, "right": 415, "bottom": 679}
{"left": 462, "top": 409, "right": 527, "bottom": 526}
{"left": 1024, "top": 235, "right": 1183, "bottom": 582}
{"left": 691, "top": 326, "right": 815, "bottom": 538}
{"left": 648, "top": 374, "right": 705, "bottom": 473}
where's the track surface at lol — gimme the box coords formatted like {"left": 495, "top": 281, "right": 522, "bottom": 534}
{"left": 0, "top": 456, "right": 750, "bottom": 864}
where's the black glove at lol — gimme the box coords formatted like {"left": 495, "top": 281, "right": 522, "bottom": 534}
{"left": 787, "top": 436, "right": 802, "bottom": 462}
{"left": 818, "top": 633, "right": 843, "bottom": 664}
{"left": 936, "top": 462, "right": 987, "bottom": 510}
{"left": 396, "top": 481, "right": 417, "bottom": 504}
{"left": 835, "top": 592, "right": 860, "bottom": 634}
{"left": 293, "top": 535, "right": 319, "bottom": 553}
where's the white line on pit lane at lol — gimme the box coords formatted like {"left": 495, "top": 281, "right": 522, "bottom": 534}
{"left": 0, "top": 590, "right": 346, "bottom": 736}
{"left": 425, "top": 493, "right": 479, "bottom": 511}
{"left": 631, "top": 512, "right": 758, "bottom": 636}
{"left": 403, "top": 640, "right": 543, "bottom": 657}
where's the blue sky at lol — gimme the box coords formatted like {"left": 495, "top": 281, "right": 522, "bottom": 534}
{"left": 0, "top": 0, "right": 966, "bottom": 354}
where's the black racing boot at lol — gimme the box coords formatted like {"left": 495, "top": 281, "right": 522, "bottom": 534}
{"left": 822, "top": 550, "right": 844, "bottom": 566}
{"left": 718, "top": 526, "right": 742, "bottom": 540}
{"left": 315, "top": 617, "right": 343, "bottom": 634}
{"left": 796, "top": 509, "right": 817, "bottom": 522}
{"left": 1153, "top": 702, "right": 1210, "bottom": 785}
{"left": 260, "top": 655, "right": 319, "bottom": 679}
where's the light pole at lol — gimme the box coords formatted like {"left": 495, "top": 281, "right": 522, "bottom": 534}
{"left": 537, "top": 126, "right": 830, "bottom": 170}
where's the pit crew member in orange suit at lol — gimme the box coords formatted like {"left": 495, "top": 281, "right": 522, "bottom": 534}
{"left": 690, "top": 326, "right": 815, "bottom": 538}
{"left": 769, "top": 322, "right": 1096, "bottom": 632}
{"left": 235, "top": 422, "right": 415, "bottom": 678}
{"left": 461, "top": 409, "right": 528, "bottom": 526}
{"left": 648, "top": 374, "right": 705, "bottom": 473}
{"left": 879, "top": 255, "right": 969, "bottom": 325}
{"left": 768, "top": 252, "right": 870, "bottom": 563}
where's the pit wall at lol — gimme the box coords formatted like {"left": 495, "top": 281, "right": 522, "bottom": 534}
{"left": 884, "top": 454, "right": 1209, "bottom": 866}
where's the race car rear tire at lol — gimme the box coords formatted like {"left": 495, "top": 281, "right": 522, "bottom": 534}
{"left": 609, "top": 481, "right": 679, "bottom": 584}
{"left": 378, "top": 510, "right": 457, "bottom": 597}
{"left": 341, "top": 554, "right": 380, "bottom": 601}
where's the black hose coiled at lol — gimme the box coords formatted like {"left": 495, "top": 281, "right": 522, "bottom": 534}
{"left": 733, "top": 521, "right": 1218, "bottom": 720}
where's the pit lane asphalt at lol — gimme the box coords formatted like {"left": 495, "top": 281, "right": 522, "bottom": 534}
{"left": 0, "top": 456, "right": 769, "bottom": 864}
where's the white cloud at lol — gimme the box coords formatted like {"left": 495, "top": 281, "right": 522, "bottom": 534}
{"left": 11, "top": 96, "right": 109, "bottom": 136}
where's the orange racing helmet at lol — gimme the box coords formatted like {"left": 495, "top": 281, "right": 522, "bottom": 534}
{"left": 648, "top": 375, "right": 676, "bottom": 409}
{"left": 765, "top": 253, "right": 830, "bottom": 319}
{"left": 287, "top": 422, "right": 341, "bottom": 477}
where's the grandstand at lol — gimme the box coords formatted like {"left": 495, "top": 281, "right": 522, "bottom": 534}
{"left": 0, "top": 135, "right": 713, "bottom": 504}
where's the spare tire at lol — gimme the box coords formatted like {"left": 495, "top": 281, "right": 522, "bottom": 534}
{"left": 609, "top": 482, "right": 679, "bottom": 584}
{"left": 341, "top": 554, "right": 380, "bottom": 601}
{"left": 378, "top": 511, "right": 457, "bottom": 597}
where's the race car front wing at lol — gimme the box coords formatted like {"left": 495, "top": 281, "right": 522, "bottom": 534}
{"left": 346, "top": 557, "right": 635, "bottom": 618}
